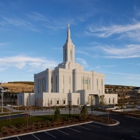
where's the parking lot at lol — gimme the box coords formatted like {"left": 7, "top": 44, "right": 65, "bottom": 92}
{"left": 2, "top": 114, "right": 140, "bottom": 140}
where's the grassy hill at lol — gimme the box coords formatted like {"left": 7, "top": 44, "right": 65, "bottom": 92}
{"left": 2, "top": 81, "right": 137, "bottom": 94}
{"left": 2, "top": 81, "right": 34, "bottom": 93}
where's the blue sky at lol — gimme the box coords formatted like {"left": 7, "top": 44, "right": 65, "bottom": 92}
{"left": 0, "top": 0, "right": 140, "bottom": 86}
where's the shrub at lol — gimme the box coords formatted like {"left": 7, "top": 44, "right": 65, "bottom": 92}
{"left": 54, "top": 107, "right": 61, "bottom": 122}
{"left": 80, "top": 105, "right": 88, "bottom": 119}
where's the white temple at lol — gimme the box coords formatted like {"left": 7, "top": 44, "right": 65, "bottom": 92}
{"left": 18, "top": 24, "right": 118, "bottom": 106}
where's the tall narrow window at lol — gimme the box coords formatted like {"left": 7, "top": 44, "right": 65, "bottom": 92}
{"left": 113, "top": 98, "right": 114, "bottom": 104}
{"left": 81, "top": 77, "right": 84, "bottom": 89}
{"left": 101, "top": 79, "right": 103, "bottom": 93}
{"left": 77, "top": 98, "right": 79, "bottom": 105}
{"left": 56, "top": 75, "right": 57, "bottom": 92}
{"left": 69, "top": 76, "right": 71, "bottom": 92}
{"left": 109, "top": 98, "right": 110, "bottom": 104}
{"left": 65, "top": 49, "right": 67, "bottom": 61}
{"left": 70, "top": 50, "right": 72, "bottom": 61}
{"left": 63, "top": 99, "right": 66, "bottom": 105}
{"left": 51, "top": 76, "right": 53, "bottom": 92}
{"left": 88, "top": 78, "right": 90, "bottom": 90}
{"left": 42, "top": 78, "right": 44, "bottom": 92}
{"left": 62, "top": 75, "right": 64, "bottom": 93}
{"left": 38, "top": 80, "right": 39, "bottom": 93}
{"left": 57, "top": 98, "right": 59, "bottom": 105}
{"left": 97, "top": 79, "right": 98, "bottom": 90}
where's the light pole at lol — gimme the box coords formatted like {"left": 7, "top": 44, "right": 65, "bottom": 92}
{"left": 68, "top": 101, "right": 72, "bottom": 118}
{"left": 1, "top": 88, "right": 7, "bottom": 113}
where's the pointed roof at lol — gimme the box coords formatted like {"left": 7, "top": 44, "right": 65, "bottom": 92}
{"left": 67, "top": 23, "right": 71, "bottom": 42}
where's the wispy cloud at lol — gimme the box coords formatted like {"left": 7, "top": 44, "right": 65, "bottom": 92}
{"left": 0, "top": 55, "right": 58, "bottom": 71}
{"left": 76, "top": 58, "right": 88, "bottom": 68}
{"left": 99, "top": 44, "right": 140, "bottom": 58}
{"left": 27, "top": 12, "right": 76, "bottom": 31}
{"left": 76, "top": 50, "right": 93, "bottom": 58}
{"left": 1, "top": 16, "right": 40, "bottom": 32}
{"left": 27, "top": 12, "right": 93, "bottom": 31}
{"left": 85, "top": 22, "right": 140, "bottom": 41}
{"left": 96, "top": 65, "right": 116, "bottom": 69}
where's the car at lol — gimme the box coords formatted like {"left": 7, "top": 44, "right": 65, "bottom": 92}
{"left": 112, "top": 108, "right": 123, "bottom": 112}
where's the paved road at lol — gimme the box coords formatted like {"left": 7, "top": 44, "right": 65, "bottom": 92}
{"left": 0, "top": 114, "right": 25, "bottom": 120}
{"left": 1, "top": 114, "right": 140, "bottom": 140}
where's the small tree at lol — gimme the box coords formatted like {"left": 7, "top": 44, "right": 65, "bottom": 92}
{"left": 54, "top": 107, "right": 61, "bottom": 122}
{"left": 118, "top": 95, "right": 125, "bottom": 110}
{"left": 24, "top": 113, "right": 29, "bottom": 128}
{"left": 99, "top": 95, "right": 106, "bottom": 106}
{"left": 80, "top": 105, "right": 88, "bottom": 119}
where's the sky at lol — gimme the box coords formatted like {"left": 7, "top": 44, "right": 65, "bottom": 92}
{"left": 0, "top": 0, "right": 140, "bottom": 87}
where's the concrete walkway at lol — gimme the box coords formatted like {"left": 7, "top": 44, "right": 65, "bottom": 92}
{"left": 2, "top": 106, "right": 18, "bottom": 112}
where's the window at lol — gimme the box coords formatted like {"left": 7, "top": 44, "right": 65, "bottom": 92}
{"left": 51, "top": 76, "right": 53, "bottom": 92}
{"left": 63, "top": 99, "right": 66, "bottom": 104}
{"left": 113, "top": 98, "right": 115, "bottom": 104}
{"left": 77, "top": 98, "right": 79, "bottom": 105}
{"left": 42, "top": 78, "right": 44, "bottom": 92}
{"left": 50, "top": 98, "right": 52, "bottom": 105}
{"left": 56, "top": 75, "right": 57, "bottom": 92}
{"left": 62, "top": 75, "right": 64, "bottom": 93}
{"left": 57, "top": 99, "right": 59, "bottom": 104}
{"left": 109, "top": 98, "right": 110, "bottom": 104}
{"left": 97, "top": 79, "right": 98, "bottom": 90}
{"left": 65, "top": 49, "right": 67, "bottom": 61}
{"left": 69, "top": 76, "right": 71, "bottom": 92}
{"left": 70, "top": 50, "right": 72, "bottom": 61}
{"left": 38, "top": 80, "right": 39, "bottom": 93}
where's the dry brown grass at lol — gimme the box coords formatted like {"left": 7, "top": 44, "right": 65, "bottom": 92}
{"left": 2, "top": 83, "right": 34, "bottom": 93}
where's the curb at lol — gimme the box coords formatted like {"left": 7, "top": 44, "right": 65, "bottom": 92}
{"left": 0, "top": 113, "right": 24, "bottom": 118}
{"left": 0, "top": 120, "right": 120, "bottom": 139}
{"left": 92, "top": 119, "right": 120, "bottom": 126}
{"left": 126, "top": 116, "right": 140, "bottom": 120}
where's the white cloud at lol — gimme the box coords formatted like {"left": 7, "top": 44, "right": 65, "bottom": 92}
{"left": 27, "top": 12, "right": 93, "bottom": 31}
{"left": 96, "top": 65, "right": 116, "bottom": 69}
{"left": 99, "top": 44, "right": 140, "bottom": 58}
{"left": 76, "top": 50, "right": 93, "bottom": 57}
{"left": 85, "top": 22, "right": 140, "bottom": 41}
{"left": 76, "top": 58, "right": 88, "bottom": 68}
{"left": 0, "top": 55, "right": 58, "bottom": 71}
{"left": 1, "top": 16, "right": 40, "bottom": 32}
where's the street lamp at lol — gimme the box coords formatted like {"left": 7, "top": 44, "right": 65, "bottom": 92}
{"left": 0, "top": 88, "right": 8, "bottom": 113}
{"left": 68, "top": 101, "right": 72, "bottom": 118}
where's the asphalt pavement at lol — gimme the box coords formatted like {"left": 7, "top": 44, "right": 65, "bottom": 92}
{"left": 1, "top": 114, "right": 140, "bottom": 140}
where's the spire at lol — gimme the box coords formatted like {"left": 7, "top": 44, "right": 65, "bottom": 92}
{"left": 67, "top": 23, "right": 71, "bottom": 41}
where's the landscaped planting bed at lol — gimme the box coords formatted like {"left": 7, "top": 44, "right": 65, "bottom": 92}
{"left": 0, "top": 114, "right": 117, "bottom": 138}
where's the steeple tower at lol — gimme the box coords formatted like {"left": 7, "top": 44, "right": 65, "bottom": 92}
{"left": 67, "top": 23, "right": 71, "bottom": 42}
{"left": 63, "top": 24, "right": 75, "bottom": 63}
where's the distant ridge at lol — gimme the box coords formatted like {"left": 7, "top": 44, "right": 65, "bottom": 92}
{"left": 2, "top": 81, "right": 138, "bottom": 94}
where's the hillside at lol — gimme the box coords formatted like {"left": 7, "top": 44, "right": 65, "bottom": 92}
{"left": 2, "top": 82, "right": 137, "bottom": 94}
{"left": 2, "top": 82, "right": 34, "bottom": 93}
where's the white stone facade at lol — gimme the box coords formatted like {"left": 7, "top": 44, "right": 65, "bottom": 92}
{"left": 18, "top": 24, "right": 118, "bottom": 106}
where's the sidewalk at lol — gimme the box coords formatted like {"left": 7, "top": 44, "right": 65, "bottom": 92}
{"left": 2, "top": 106, "right": 18, "bottom": 112}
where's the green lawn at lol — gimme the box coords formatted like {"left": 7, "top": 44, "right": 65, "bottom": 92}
{"left": 0, "top": 114, "right": 79, "bottom": 128}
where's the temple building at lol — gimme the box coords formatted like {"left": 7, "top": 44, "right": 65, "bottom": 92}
{"left": 18, "top": 24, "right": 118, "bottom": 106}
